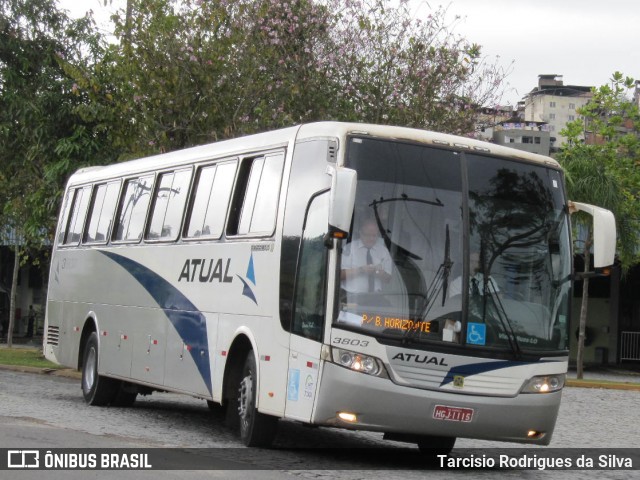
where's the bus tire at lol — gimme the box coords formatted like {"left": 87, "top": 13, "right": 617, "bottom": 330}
{"left": 417, "top": 435, "right": 456, "bottom": 457}
{"left": 81, "top": 332, "right": 118, "bottom": 406}
{"left": 237, "top": 351, "right": 278, "bottom": 447}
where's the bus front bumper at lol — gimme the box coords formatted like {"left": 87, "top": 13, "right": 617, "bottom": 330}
{"left": 312, "top": 362, "right": 561, "bottom": 445}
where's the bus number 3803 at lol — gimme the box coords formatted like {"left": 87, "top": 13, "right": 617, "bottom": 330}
{"left": 332, "top": 337, "right": 369, "bottom": 348}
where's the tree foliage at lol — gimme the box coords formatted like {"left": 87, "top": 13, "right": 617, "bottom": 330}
{"left": 557, "top": 72, "right": 640, "bottom": 378}
{"left": 1, "top": 0, "right": 114, "bottom": 344}
{"left": 0, "top": 0, "right": 113, "bottom": 244}
{"left": 67, "top": 0, "right": 510, "bottom": 157}
{"left": 559, "top": 72, "right": 640, "bottom": 269}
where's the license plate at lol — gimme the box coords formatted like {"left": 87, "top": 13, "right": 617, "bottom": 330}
{"left": 433, "top": 405, "right": 474, "bottom": 422}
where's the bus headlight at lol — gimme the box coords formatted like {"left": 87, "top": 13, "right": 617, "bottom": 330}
{"left": 521, "top": 374, "right": 565, "bottom": 393}
{"left": 331, "top": 347, "right": 388, "bottom": 378}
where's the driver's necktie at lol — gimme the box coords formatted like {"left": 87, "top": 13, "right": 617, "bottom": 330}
{"left": 366, "top": 248, "right": 374, "bottom": 292}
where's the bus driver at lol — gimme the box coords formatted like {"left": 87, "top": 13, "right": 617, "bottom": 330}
{"left": 340, "top": 219, "right": 392, "bottom": 293}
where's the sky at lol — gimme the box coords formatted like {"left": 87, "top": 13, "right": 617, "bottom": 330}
{"left": 58, "top": 0, "right": 640, "bottom": 107}
{"left": 418, "top": 0, "right": 640, "bottom": 106}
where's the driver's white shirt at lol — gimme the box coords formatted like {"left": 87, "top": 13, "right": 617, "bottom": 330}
{"left": 341, "top": 239, "right": 392, "bottom": 293}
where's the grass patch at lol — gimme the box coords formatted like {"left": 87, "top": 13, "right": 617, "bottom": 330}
{"left": 0, "top": 346, "right": 62, "bottom": 369}
{"left": 566, "top": 378, "right": 640, "bottom": 391}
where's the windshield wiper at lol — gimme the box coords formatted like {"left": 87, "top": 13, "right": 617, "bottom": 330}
{"left": 370, "top": 194, "right": 444, "bottom": 209}
{"left": 482, "top": 279, "right": 523, "bottom": 359}
{"left": 441, "top": 225, "right": 453, "bottom": 306}
{"left": 369, "top": 195, "right": 444, "bottom": 261}
{"left": 402, "top": 224, "right": 454, "bottom": 345}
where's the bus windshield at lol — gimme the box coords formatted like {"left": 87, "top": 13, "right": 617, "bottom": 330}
{"left": 337, "top": 136, "right": 572, "bottom": 355}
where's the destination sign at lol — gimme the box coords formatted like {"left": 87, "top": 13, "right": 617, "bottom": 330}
{"left": 361, "top": 313, "right": 431, "bottom": 333}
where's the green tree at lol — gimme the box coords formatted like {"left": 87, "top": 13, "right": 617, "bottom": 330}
{"left": 558, "top": 72, "right": 640, "bottom": 378}
{"left": 73, "top": 0, "right": 510, "bottom": 157}
{"left": 0, "top": 0, "right": 110, "bottom": 345}
{"left": 323, "top": 0, "right": 509, "bottom": 133}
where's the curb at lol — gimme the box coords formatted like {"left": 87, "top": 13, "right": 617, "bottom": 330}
{"left": 0, "top": 363, "right": 81, "bottom": 379}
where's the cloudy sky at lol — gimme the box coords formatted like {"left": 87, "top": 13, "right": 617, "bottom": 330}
{"left": 60, "top": 0, "right": 640, "bottom": 107}
{"left": 422, "top": 0, "right": 640, "bottom": 106}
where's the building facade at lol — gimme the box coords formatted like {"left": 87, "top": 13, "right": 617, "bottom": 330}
{"left": 492, "top": 120, "right": 551, "bottom": 156}
{"left": 524, "top": 74, "right": 593, "bottom": 152}
{"left": 474, "top": 106, "right": 514, "bottom": 142}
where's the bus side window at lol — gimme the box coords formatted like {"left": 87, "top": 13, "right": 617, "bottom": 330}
{"left": 62, "top": 186, "right": 92, "bottom": 245}
{"left": 113, "top": 175, "right": 154, "bottom": 242}
{"left": 292, "top": 192, "right": 329, "bottom": 341}
{"left": 147, "top": 168, "right": 192, "bottom": 241}
{"left": 185, "top": 161, "right": 237, "bottom": 239}
{"left": 57, "top": 189, "right": 74, "bottom": 245}
{"left": 84, "top": 181, "right": 120, "bottom": 244}
{"left": 229, "top": 152, "right": 285, "bottom": 236}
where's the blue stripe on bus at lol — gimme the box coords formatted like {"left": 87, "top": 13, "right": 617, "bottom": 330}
{"left": 100, "top": 250, "right": 212, "bottom": 394}
{"left": 440, "top": 360, "right": 532, "bottom": 387}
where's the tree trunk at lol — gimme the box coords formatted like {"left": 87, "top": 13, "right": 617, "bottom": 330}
{"left": 576, "top": 233, "right": 592, "bottom": 380}
{"left": 7, "top": 246, "right": 20, "bottom": 348}
{"left": 124, "top": 0, "right": 133, "bottom": 56}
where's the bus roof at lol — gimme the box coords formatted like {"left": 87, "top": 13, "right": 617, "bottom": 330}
{"left": 67, "top": 122, "right": 560, "bottom": 186}
{"left": 296, "top": 122, "right": 560, "bottom": 168}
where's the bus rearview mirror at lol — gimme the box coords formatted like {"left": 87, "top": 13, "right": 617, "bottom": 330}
{"left": 327, "top": 166, "right": 357, "bottom": 236}
{"left": 569, "top": 201, "right": 616, "bottom": 268}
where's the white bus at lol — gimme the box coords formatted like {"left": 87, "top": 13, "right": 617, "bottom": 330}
{"left": 44, "top": 122, "right": 615, "bottom": 451}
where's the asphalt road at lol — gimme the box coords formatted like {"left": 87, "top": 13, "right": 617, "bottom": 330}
{"left": 0, "top": 369, "right": 638, "bottom": 479}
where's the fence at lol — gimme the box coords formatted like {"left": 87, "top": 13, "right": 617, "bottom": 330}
{"left": 620, "top": 331, "right": 640, "bottom": 361}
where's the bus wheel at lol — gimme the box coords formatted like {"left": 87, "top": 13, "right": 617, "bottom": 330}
{"left": 81, "top": 332, "right": 118, "bottom": 406}
{"left": 237, "top": 351, "right": 278, "bottom": 447}
{"left": 417, "top": 435, "right": 456, "bottom": 457}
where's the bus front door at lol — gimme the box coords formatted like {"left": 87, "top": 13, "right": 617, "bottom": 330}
{"left": 286, "top": 336, "right": 322, "bottom": 421}
{"left": 284, "top": 192, "right": 329, "bottom": 421}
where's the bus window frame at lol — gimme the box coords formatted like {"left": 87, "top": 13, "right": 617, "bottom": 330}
{"left": 226, "top": 149, "right": 287, "bottom": 240}
{"left": 144, "top": 166, "right": 194, "bottom": 244}
{"left": 56, "top": 188, "right": 77, "bottom": 246}
{"left": 182, "top": 158, "right": 239, "bottom": 242}
{"left": 111, "top": 172, "right": 157, "bottom": 245}
{"left": 83, "top": 180, "right": 123, "bottom": 246}
{"left": 61, "top": 185, "right": 93, "bottom": 247}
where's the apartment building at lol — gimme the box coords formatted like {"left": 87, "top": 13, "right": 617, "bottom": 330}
{"left": 523, "top": 74, "right": 593, "bottom": 151}
{"left": 493, "top": 119, "right": 551, "bottom": 156}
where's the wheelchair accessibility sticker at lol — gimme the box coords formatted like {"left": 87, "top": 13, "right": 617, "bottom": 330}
{"left": 466, "top": 323, "right": 486, "bottom": 345}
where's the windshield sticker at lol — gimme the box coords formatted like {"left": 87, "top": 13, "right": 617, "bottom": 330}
{"left": 466, "top": 323, "right": 487, "bottom": 345}
{"left": 498, "top": 332, "right": 540, "bottom": 346}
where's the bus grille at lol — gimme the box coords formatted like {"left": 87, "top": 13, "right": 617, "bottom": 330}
{"left": 390, "top": 363, "right": 523, "bottom": 396}
{"left": 46, "top": 326, "right": 60, "bottom": 346}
